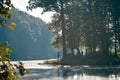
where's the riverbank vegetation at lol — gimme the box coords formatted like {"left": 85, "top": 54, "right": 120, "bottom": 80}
{"left": 28, "top": 0, "right": 120, "bottom": 65}
{"left": 43, "top": 52, "right": 120, "bottom": 65}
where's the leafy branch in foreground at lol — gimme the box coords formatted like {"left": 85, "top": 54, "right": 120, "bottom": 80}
{"left": 0, "top": 0, "right": 16, "bottom": 30}
{"left": 0, "top": 41, "right": 18, "bottom": 80}
{"left": 0, "top": 41, "right": 27, "bottom": 80}
{"left": 0, "top": 0, "right": 27, "bottom": 80}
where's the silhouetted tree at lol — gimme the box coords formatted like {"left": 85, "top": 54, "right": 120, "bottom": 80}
{"left": 27, "top": 0, "right": 72, "bottom": 58}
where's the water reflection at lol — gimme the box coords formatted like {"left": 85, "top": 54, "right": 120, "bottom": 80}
{"left": 20, "top": 65, "right": 120, "bottom": 80}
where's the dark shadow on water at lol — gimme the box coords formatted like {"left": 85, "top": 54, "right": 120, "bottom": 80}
{"left": 19, "top": 65, "right": 120, "bottom": 80}
{"left": 76, "top": 67, "right": 117, "bottom": 75}
{"left": 57, "top": 65, "right": 120, "bottom": 78}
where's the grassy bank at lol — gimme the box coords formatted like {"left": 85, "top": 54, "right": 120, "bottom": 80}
{"left": 42, "top": 53, "right": 120, "bottom": 66}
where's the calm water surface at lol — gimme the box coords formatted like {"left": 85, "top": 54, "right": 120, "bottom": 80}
{"left": 19, "top": 65, "right": 120, "bottom": 80}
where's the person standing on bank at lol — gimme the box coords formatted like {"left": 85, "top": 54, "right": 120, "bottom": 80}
{"left": 57, "top": 52, "right": 60, "bottom": 61}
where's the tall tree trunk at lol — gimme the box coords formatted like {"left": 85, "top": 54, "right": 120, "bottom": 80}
{"left": 114, "top": 18, "right": 118, "bottom": 56}
{"left": 60, "top": 0, "right": 67, "bottom": 59}
{"left": 76, "top": 47, "right": 80, "bottom": 55}
{"left": 118, "top": 22, "right": 120, "bottom": 47}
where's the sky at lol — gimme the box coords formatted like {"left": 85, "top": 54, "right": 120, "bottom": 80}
{"left": 11, "top": 0, "right": 55, "bottom": 23}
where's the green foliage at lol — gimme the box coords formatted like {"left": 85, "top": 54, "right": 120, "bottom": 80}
{"left": 27, "top": 0, "right": 70, "bottom": 12}
{"left": 0, "top": 0, "right": 27, "bottom": 80}
{"left": 27, "top": 0, "right": 120, "bottom": 63}
{"left": 0, "top": 41, "right": 18, "bottom": 80}
{"left": 0, "top": 0, "right": 16, "bottom": 30}
{"left": 0, "top": 42, "right": 27, "bottom": 79}
{"left": 27, "top": 0, "right": 69, "bottom": 57}
{"left": 46, "top": 0, "right": 120, "bottom": 55}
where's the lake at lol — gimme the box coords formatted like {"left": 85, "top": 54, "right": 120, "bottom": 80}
{"left": 12, "top": 60, "right": 120, "bottom": 80}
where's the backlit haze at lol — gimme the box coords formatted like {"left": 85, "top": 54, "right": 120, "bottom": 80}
{"left": 11, "top": 0, "right": 55, "bottom": 23}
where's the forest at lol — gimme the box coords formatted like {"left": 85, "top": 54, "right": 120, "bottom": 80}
{"left": 27, "top": 0, "right": 120, "bottom": 65}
